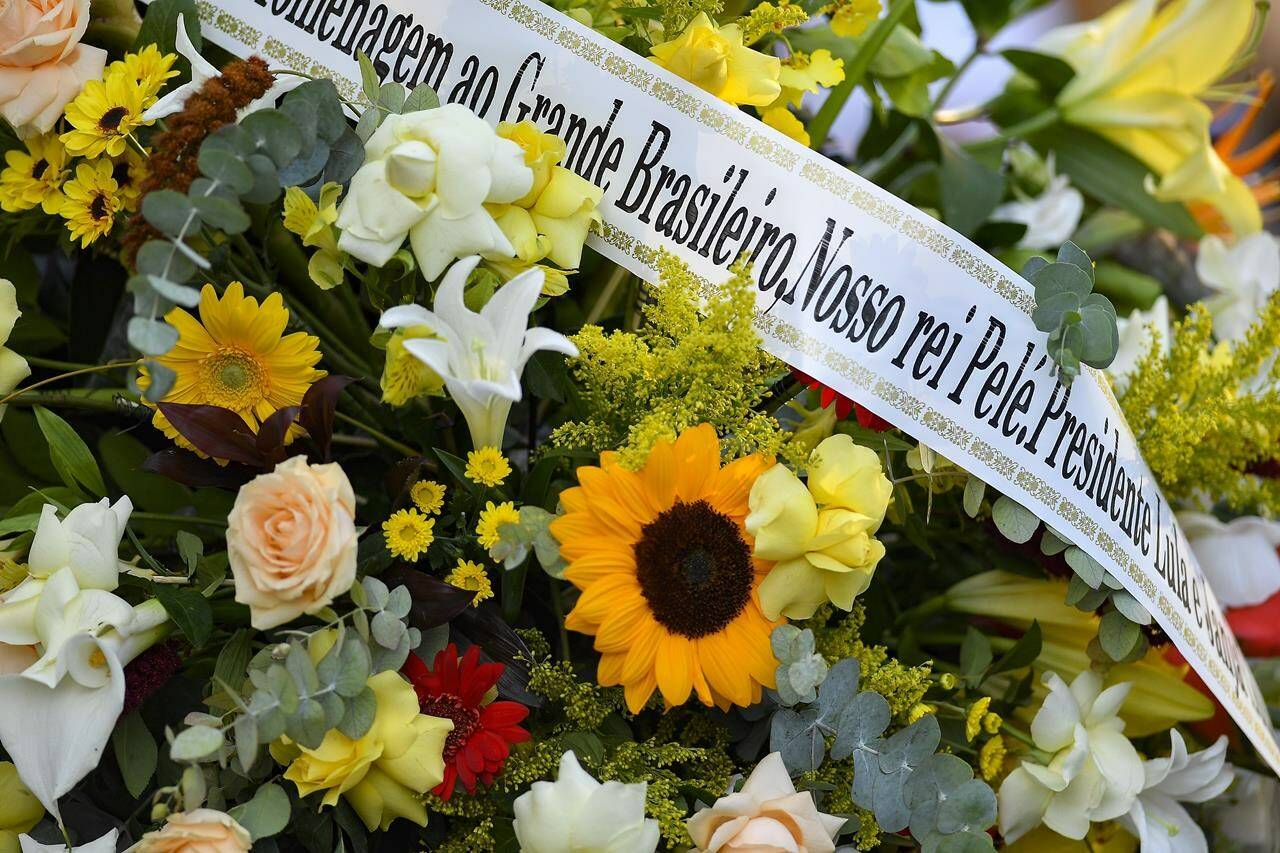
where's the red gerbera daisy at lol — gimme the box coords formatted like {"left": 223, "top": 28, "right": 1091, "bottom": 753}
{"left": 402, "top": 643, "right": 530, "bottom": 800}
{"left": 791, "top": 369, "right": 894, "bottom": 432}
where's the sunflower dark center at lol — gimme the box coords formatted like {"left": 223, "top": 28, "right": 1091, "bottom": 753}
{"left": 31, "top": 158, "right": 48, "bottom": 180}
{"left": 111, "top": 161, "right": 130, "bottom": 187}
{"left": 89, "top": 193, "right": 110, "bottom": 221}
{"left": 98, "top": 106, "right": 127, "bottom": 132}
{"left": 634, "top": 499, "right": 753, "bottom": 638}
{"left": 420, "top": 693, "right": 479, "bottom": 760}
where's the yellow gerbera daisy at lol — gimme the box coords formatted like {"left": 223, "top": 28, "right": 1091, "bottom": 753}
{"left": 60, "top": 160, "right": 121, "bottom": 248}
{"left": 384, "top": 509, "right": 435, "bottom": 561}
{"left": 110, "top": 44, "right": 179, "bottom": 104}
{"left": 465, "top": 446, "right": 511, "bottom": 487}
{"left": 0, "top": 133, "right": 70, "bottom": 214}
{"left": 476, "top": 501, "right": 520, "bottom": 550}
{"left": 410, "top": 480, "right": 446, "bottom": 514}
{"left": 138, "top": 283, "right": 325, "bottom": 452}
{"left": 445, "top": 559, "right": 494, "bottom": 605}
{"left": 551, "top": 424, "right": 780, "bottom": 713}
{"left": 61, "top": 73, "right": 149, "bottom": 158}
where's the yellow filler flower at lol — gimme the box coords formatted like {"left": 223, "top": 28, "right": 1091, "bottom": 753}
{"left": 552, "top": 424, "right": 779, "bottom": 713}
{"left": 138, "top": 283, "right": 325, "bottom": 453}
{"left": 650, "top": 13, "right": 781, "bottom": 107}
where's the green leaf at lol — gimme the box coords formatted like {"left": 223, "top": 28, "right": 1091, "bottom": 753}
{"left": 1064, "top": 546, "right": 1105, "bottom": 587}
{"left": 1001, "top": 48, "right": 1075, "bottom": 96}
{"left": 376, "top": 81, "right": 407, "bottom": 114}
{"left": 33, "top": 405, "right": 106, "bottom": 496}
{"left": 939, "top": 145, "right": 1006, "bottom": 237}
{"left": 961, "top": 475, "right": 984, "bottom": 518}
{"left": 959, "top": 627, "right": 992, "bottom": 676}
{"left": 215, "top": 629, "right": 255, "bottom": 690}
{"left": 135, "top": 239, "right": 196, "bottom": 282}
{"left": 1111, "top": 590, "right": 1152, "bottom": 625}
{"left": 175, "top": 530, "right": 202, "bottom": 573}
{"left": 229, "top": 783, "right": 291, "bottom": 840}
{"left": 990, "top": 621, "right": 1042, "bottom": 675}
{"left": 240, "top": 110, "right": 304, "bottom": 167}
{"left": 403, "top": 85, "right": 441, "bottom": 113}
{"left": 991, "top": 496, "right": 1038, "bottom": 544}
{"left": 191, "top": 195, "right": 250, "bottom": 234}
{"left": 830, "top": 690, "right": 891, "bottom": 760}
{"left": 197, "top": 147, "right": 254, "bottom": 195}
{"left": 112, "top": 712, "right": 158, "bottom": 798}
{"left": 170, "top": 724, "right": 224, "bottom": 762}
{"left": 337, "top": 686, "right": 376, "bottom": 739}
{"left": 128, "top": 316, "right": 180, "bottom": 356}
{"left": 357, "top": 51, "right": 381, "bottom": 105}
{"left": 133, "top": 0, "right": 201, "bottom": 59}
{"left": 144, "top": 275, "right": 202, "bottom": 307}
{"left": 142, "top": 189, "right": 197, "bottom": 238}
{"left": 153, "top": 584, "right": 214, "bottom": 648}
{"left": 1098, "top": 609, "right": 1144, "bottom": 660}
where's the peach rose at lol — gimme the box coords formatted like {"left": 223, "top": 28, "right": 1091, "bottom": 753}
{"left": 137, "top": 809, "right": 251, "bottom": 853}
{"left": 0, "top": 0, "right": 106, "bottom": 135}
{"left": 228, "top": 455, "right": 358, "bottom": 629}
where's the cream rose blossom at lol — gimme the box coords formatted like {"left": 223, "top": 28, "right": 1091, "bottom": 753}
{"left": 137, "top": 809, "right": 251, "bottom": 853}
{"left": 0, "top": 0, "right": 106, "bottom": 135}
{"left": 228, "top": 455, "right": 358, "bottom": 629}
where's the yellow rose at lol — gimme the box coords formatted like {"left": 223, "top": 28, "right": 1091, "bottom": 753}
{"left": 227, "top": 456, "right": 358, "bottom": 630}
{"left": 0, "top": 279, "right": 30, "bottom": 423}
{"left": 529, "top": 166, "right": 604, "bottom": 270}
{"left": 0, "top": 761, "right": 42, "bottom": 853}
{"left": 748, "top": 435, "right": 891, "bottom": 619}
{"left": 650, "top": 13, "right": 781, "bottom": 107}
{"left": 1040, "top": 0, "right": 1261, "bottom": 235}
{"left": 272, "top": 668, "right": 452, "bottom": 831}
{"left": 497, "top": 120, "right": 566, "bottom": 207}
{"left": 136, "top": 809, "right": 251, "bottom": 853}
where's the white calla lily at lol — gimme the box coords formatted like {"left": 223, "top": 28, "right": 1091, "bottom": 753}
{"left": 379, "top": 256, "right": 577, "bottom": 449}
{"left": 19, "top": 829, "right": 118, "bottom": 853}
{"left": 1119, "top": 731, "right": 1233, "bottom": 853}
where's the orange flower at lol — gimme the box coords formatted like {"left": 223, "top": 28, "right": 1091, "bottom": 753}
{"left": 552, "top": 425, "right": 779, "bottom": 713}
{"left": 1195, "top": 71, "right": 1280, "bottom": 233}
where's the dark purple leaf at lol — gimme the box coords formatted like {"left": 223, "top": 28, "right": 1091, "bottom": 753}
{"left": 454, "top": 605, "right": 540, "bottom": 706}
{"left": 385, "top": 565, "right": 475, "bottom": 629}
{"left": 157, "top": 403, "right": 264, "bottom": 466}
{"left": 256, "top": 405, "right": 301, "bottom": 458}
{"left": 141, "top": 448, "right": 255, "bottom": 489}
{"left": 299, "top": 375, "right": 355, "bottom": 462}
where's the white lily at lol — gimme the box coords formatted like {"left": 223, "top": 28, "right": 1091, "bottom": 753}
{"left": 1119, "top": 731, "right": 1233, "bottom": 853}
{"left": 19, "top": 829, "right": 118, "bottom": 853}
{"left": 379, "top": 256, "right": 577, "bottom": 449}
{"left": 1196, "top": 232, "right": 1280, "bottom": 343}
{"left": 142, "top": 14, "right": 302, "bottom": 123}
{"left": 992, "top": 156, "right": 1084, "bottom": 251}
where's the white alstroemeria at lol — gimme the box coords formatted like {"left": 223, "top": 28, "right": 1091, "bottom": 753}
{"left": 142, "top": 14, "right": 302, "bottom": 122}
{"left": 1109, "top": 296, "right": 1170, "bottom": 387}
{"left": 513, "top": 750, "right": 659, "bottom": 852}
{"left": 0, "top": 597, "right": 168, "bottom": 821}
{"left": 992, "top": 156, "right": 1084, "bottom": 251}
{"left": 1179, "top": 512, "right": 1280, "bottom": 608}
{"left": 1196, "top": 232, "right": 1280, "bottom": 343}
{"left": 1119, "top": 731, "right": 1233, "bottom": 853}
{"left": 19, "top": 829, "right": 118, "bottom": 853}
{"left": 998, "top": 670, "right": 1144, "bottom": 843}
{"left": 0, "top": 497, "right": 132, "bottom": 649}
{"left": 380, "top": 256, "right": 577, "bottom": 449}
{"left": 337, "top": 104, "right": 533, "bottom": 278}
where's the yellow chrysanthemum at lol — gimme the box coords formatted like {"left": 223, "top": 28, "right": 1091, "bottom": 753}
{"left": 137, "top": 283, "right": 325, "bottom": 453}
{"left": 979, "top": 734, "right": 1006, "bottom": 782}
{"left": 476, "top": 501, "right": 520, "bottom": 551}
{"left": 0, "top": 133, "right": 69, "bottom": 214}
{"left": 60, "top": 160, "right": 121, "bottom": 247}
{"left": 110, "top": 44, "right": 179, "bottom": 104}
{"left": 380, "top": 326, "right": 444, "bottom": 406}
{"left": 829, "top": 0, "right": 881, "bottom": 39}
{"left": 965, "top": 696, "right": 991, "bottom": 741}
{"left": 61, "top": 73, "right": 150, "bottom": 158}
{"left": 466, "top": 446, "right": 512, "bottom": 487}
{"left": 108, "top": 148, "right": 148, "bottom": 213}
{"left": 410, "top": 480, "right": 446, "bottom": 515}
{"left": 446, "top": 560, "right": 494, "bottom": 606}
{"left": 551, "top": 424, "right": 780, "bottom": 713}
{"left": 383, "top": 509, "right": 435, "bottom": 562}
{"left": 762, "top": 107, "right": 810, "bottom": 146}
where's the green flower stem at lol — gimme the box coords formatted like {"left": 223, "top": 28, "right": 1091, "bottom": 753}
{"left": 0, "top": 360, "right": 139, "bottom": 408}
{"left": 808, "top": 0, "right": 916, "bottom": 151}
{"left": 893, "top": 592, "right": 949, "bottom": 629}
{"left": 333, "top": 410, "right": 419, "bottom": 457}
{"left": 2, "top": 390, "right": 132, "bottom": 414}
{"left": 996, "top": 108, "right": 1061, "bottom": 142}
{"left": 549, "top": 575, "right": 571, "bottom": 661}
{"left": 132, "top": 512, "right": 229, "bottom": 529}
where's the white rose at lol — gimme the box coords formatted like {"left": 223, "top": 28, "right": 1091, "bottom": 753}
{"left": 513, "top": 750, "right": 659, "bottom": 852}
{"left": 336, "top": 104, "right": 533, "bottom": 279}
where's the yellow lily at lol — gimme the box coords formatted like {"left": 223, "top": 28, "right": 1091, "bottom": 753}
{"left": 1039, "top": 0, "right": 1261, "bottom": 236}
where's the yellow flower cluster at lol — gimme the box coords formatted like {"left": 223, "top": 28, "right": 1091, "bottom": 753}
{"left": 1120, "top": 296, "right": 1280, "bottom": 512}
{"left": 0, "top": 46, "right": 174, "bottom": 245}
{"left": 383, "top": 508, "right": 435, "bottom": 561}
{"left": 465, "top": 446, "right": 512, "bottom": 487}
{"left": 445, "top": 559, "right": 493, "bottom": 605}
{"left": 551, "top": 253, "right": 799, "bottom": 469}
{"left": 738, "top": 1, "right": 810, "bottom": 45}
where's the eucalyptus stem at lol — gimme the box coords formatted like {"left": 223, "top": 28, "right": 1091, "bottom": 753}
{"left": 808, "top": 0, "right": 916, "bottom": 150}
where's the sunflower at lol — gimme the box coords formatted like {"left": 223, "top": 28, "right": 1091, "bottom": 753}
{"left": 109, "top": 148, "right": 148, "bottom": 213}
{"left": 138, "top": 283, "right": 325, "bottom": 453}
{"left": 61, "top": 72, "right": 149, "bottom": 158}
{"left": 60, "top": 160, "right": 121, "bottom": 247}
{"left": 552, "top": 424, "right": 780, "bottom": 712}
{"left": 0, "top": 133, "right": 70, "bottom": 214}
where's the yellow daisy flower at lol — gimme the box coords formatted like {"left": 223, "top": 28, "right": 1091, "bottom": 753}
{"left": 476, "top": 501, "right": 520, "bottom": 550}
{"left": 60, "top": 160, "right": 121, "bottom": 248}
{"left": 445, "top": 560, "right": 494, "bottom": 606}
{"left": 109, "top": 148, "right": 148, "bottom": 213}
{"left": 410, "top": 480, "right": 446, "bottom": 515}
{"left": 110, "top": 44, "right": 179, "bottom": 105}
{"left": 465, "top": 446, "right": 512, "bottom": 487}
{"left": 383, "top": 509, "right": 435, "bottom": 562}
{"left": 61, "top": 73, "right": 149, "bottom": 158}
{"left": 551, "top": 424, "right": 780, "bottom": 713}
{"left": 137, "top": 283, "right": 325, "bottom": 454}
{"left": 0, "top": 133, "right": 70, "bottom": 214}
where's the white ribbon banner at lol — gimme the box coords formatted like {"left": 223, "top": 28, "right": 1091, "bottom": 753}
{"left": 186, "top": 0, "right": 1280, "bottom": 769}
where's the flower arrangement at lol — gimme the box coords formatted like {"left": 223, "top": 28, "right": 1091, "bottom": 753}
{"left": 0, "top": 0, "right": 1278, "bottom": 851}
